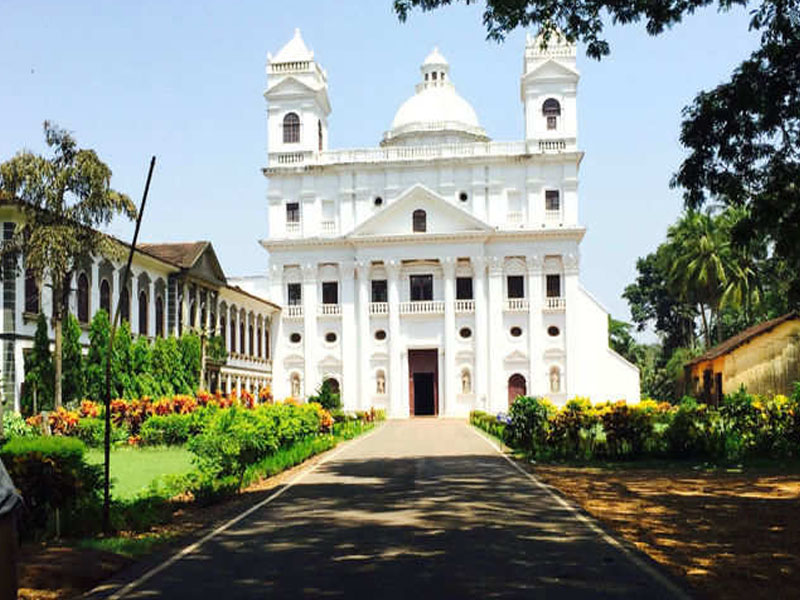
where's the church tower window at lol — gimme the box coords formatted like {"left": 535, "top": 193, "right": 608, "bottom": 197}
{"left": 318, "top": 120, "right": 323, "bottom": 151}
{"left": 283, "top": 112, "right": 300, "bottom": 143}
{"left": 543, "top": 98, "right": 561, "bottom": 130}
{"left": 412, "top": 209, "right": 426, "bottom": 232}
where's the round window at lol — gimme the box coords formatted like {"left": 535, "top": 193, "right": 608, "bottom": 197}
{"left": 459, "top": 191, "right": 469, "bottom": 202}
{"left": 289, "top": 332, "right": 302, "bottom": 344}
{"left": 325, "top": 332, "right": 337, "bottom": 343}
{"left": 510, "top": 326, "right": 523, "bottom": 337}
{"left": 459, "top": 327, "right": 472, "bottom": 339}
{"left": 548, "top": 326, "right": 560, "bottom": 337}
{"left": 374, "top": 196, "right": 383, "bottom": 206}
{"left": 374, "top": 329, "right": 387, "bottom": 341}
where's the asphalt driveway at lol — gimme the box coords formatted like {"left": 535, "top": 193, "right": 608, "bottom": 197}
{"left": 91, "top": 420, "right": 689, "bottom": 599}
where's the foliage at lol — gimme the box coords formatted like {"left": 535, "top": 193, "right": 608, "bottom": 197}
{"left": 139, "top": 413, "right": 193, "bottom": 446}
{"left": 85, "top": 309, "right": 111, "bottom": 403}
{"left": 178, "top": 332, "right": 202, "bottom": 392}
{"left": 0, "top": 435, "right": 102, "bottom": 534}
{"left": 470, "top": 410, "right": 507, "bottom": 440}
{"left": 1, "top": 411, "right": 37, "bottom": 440}
{"left": 608, "top": 316, "right": 643, "bottom": 365}
{"left": 22, "top": 313, "right": 54, "bottom": 413}
{"left": 206, "top": 334, "right": 228, "bottom": 362}
{"left": 308, "top": 378, "right": 341, "bottom": 410}
{"left": 505, "top": 396, "right": 555, "bottom": 457}
{"left": 61, "top": 313, "right": 85, "bottom": 404}
{"left": 74, "top": 417, "right": 128, "bottom": 447}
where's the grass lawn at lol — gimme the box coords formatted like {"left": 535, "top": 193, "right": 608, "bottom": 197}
{"left": 85, "top": 446, "right": 195, "bottom": 500}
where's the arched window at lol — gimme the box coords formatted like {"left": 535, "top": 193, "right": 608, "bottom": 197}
{"left": 77, "top": 273, "right": 89, "bottom": 323}
{"left": 230, "top": 313, "right": 236, "bottom": 353}
{"left": 248, "top": 323, "right": 254, "bottom": 356}
{"left": 283, "top": 112, "right": 300, "bottom": 144}
{"left": 189, "top": 301, "right": 196, "bottom": 328}
{"left": 265, "top": 326, "right": 270, "bottom": 359}
{"left": 257, "top": 326, "right": 262, "bottom": 358}
{"left": 323, "top": 377, "right": 340, "bottom": 395}
{"left": 318, "top": 120, "right": 323, "bottom": 151}
{"left": 155, "top": 296, "right": 164, "bottom": 337}
{"left": 138, "top": 291, "right": 148, "bottom": 335}
{"left": 100, "top": 279, "right": 111, "bottom": 314}
{"left": 24, "top": 269, "right": 40, "bottom": 314}
{"left": 549, "top": 366, "right": 561, "bottom": 394}
{"left": 219, "top": 315, "right": 226, "bottom": 347}
{"left": 508, "top": 373, "right": 527, "bottom": 407}
{"left": 542, "top": 98, "right": 561, "bottom": 130}
{"left": 412, "top": 209, "right": 426, "bottom": 232}
{"left": 239, "top": 319, "right": 245, "bottom": 354}
{"left": 120, "top": 286, "right": 130, "bottom": 323}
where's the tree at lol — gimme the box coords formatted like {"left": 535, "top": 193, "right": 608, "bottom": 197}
{"left": 394, "top": 0, "right": 800, "bottom": 302}
{"left": 112, "top": 321, "right": 134, "bottom": 399}
{"left": 61, "top": 313, "right": 85, "bottom": 404}
{"left": 178, "top": 332, "right": 202, "bottom": 393}
{"left": 22, "top": 313, "right": 54, "bottom": 413}
{"left": 85, "top": 310, "right": 111, "bottom": 402}
{"left": 0, "top": 122, "right": 135, "bottom": 407}
{"left": 608, "top": 316, "right": 644, "bottom": 365}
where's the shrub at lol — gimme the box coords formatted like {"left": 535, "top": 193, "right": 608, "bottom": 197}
{"left": 2, "top": 412, "right": 37, "bottom": 440}
{"left": 470, "top": 411, "right": 507, "bottom": 440}
{"left": 139, "top": 413, "right": 192, "bottom": 446}
{"left": 308, "top": 379, "right": 341, "bottom": 411}
{"left": 597, "top": 401, "right": 654, "bottom": 459}
{"left": 74, "top": 417, "right": 128, "bottom": 447}
{"left": 505, "top": 396, "right": 555, "bottom": 457}
{"left": 548, "top": 397, "right": 600, "bottom": 459}
{"left": 0, "top": 436, "right": 101, "bottom": 534}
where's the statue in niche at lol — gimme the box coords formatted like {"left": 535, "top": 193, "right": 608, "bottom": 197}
{"left": 376, "top": 371, "right": 386, "bottom": 395}
{"left": 549, "top": 367, "right": 561, "bottom": 393}
{"left": 461, "top": 369, "right": 472, "bottom": 394}
{"left": 291, "top": 374, "right": 301, "bottom": 398}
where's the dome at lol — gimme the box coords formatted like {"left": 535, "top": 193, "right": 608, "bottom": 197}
{"left": 382, "top": 48, "right": 489, "bottom": 146}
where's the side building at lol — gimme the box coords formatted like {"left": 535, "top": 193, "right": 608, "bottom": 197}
{"left": 0, "top": 204, "right": 279, "bottom": 411}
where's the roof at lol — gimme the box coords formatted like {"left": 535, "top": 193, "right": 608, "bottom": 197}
{"left": 138, "top": 242, "right": 209, "bottom": 269}
{"left": 271, "top": 28, "right": 313, "bottom": 63}
{"left": 685, "top": 312, "right": 800, "bottom": 367}
{"left": 224, "top": 284, "right": 281, "bottom": 311}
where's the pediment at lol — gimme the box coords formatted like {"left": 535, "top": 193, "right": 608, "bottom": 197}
{"left": 283, "top": 353, "right": 304, "bottom": 366}
{"left": 523, "top": 58, "right": 579, "bottom": 81}
{"left": 265, "top": 76, "right": 322, "bottom": 97}
{"left": 348, "top": 184, "right": 492, "bottom": 238}
{"left": 504, "top": 350, "right": 528, "bottom": 363}
{"left": 187, "top": 244, "right": 227, "bottom": 287}
{"left": 318, "top": 354, "right": 342, "bottom": 369}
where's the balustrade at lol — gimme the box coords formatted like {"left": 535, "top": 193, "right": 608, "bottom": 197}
{"left": 544, "top": 297, "right": 566, "bottom": 311}
{"left": 504, "top": 298, "right": 529, "bottom": 312}
{"left": 318, "top": 304, "right": 341, "bottom": 316}
{"left": 455, "top": 299, "right": 475, "bottom": 313}
{"left": 400, "top": 300, "right": 445, "bottom": 315}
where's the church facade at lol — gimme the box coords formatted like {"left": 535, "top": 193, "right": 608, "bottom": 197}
{"left": 260, "top": 30, "right": 639, "bottom": 417}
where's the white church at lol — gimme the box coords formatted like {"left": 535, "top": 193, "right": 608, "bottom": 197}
{"left": 255, "top": 29, "right": 640, "bottom": 417}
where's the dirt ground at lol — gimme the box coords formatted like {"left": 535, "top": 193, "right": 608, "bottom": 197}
{"left": 16, "top": 449, "right": 334, "bottom": 599}
{"left": 533, "top": 463, "right": 800, "bottom": 600}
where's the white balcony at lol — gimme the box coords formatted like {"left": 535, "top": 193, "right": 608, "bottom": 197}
{"left": 370, "top": 302, "right": 389, "bottom": 315}
{"left": 504, "top": 298, "right": 529, "bottom": 312}
{"left": 545, "top": 209, "right": 562, "bottom": 224}
{"left": 539, "top": 139, "right": 567, "bottom": 152}
{"left": 455, "top": 299, "right": 475, "bottom": 313}
{"left": 400, "top": 300, "right": 445, "bottom": 315}
{"left": 321, "top": 220, "right": 336, "bottom": 235}
{"left": 285, "top": 305, "right": 303, "bottom": 319}
{"left": 544, "top": 297, "right": 566, "bottom": 311}
{"left": 318, "top": 303, "right": 341, "bottom": 317}
{"left": 286, "top": 222, "right": 301, "bottom": 236}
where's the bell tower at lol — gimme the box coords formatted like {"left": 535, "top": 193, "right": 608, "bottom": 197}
{"left": 520, "top": 31, "right": 579, "bottom": 150}
{"left": 265, "top": 29, "right": 331, "bottom": 156}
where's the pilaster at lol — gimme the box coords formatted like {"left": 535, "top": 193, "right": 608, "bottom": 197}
{"left": 356, "top": 260, "right": 371, "bottom": 411}
{"left": 564, "top": 252, "right": 580, "bottom": 397}
{"left": 472, "top": 256, "right": 488, "bottom": 409}
{"left": 442, "top": 257, "right": 456, "bottom": 417}
{"left": 487, "top": 256, "right": 504, "bottom": 413}
{"left": 527, "top": 255, "right": 544, "bottom": 395}
{"left": 386, "top": 259, "right": 403, "bottom": 417}
{"left": 340, "top": 260, "right": 357, "bottom": 411}
{"left": 302, "top": 262, "right": 317, "bottom": 397}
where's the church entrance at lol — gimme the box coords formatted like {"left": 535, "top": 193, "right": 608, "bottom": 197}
{"left": 408, "top": 349, "right": 438, "bottom": 416}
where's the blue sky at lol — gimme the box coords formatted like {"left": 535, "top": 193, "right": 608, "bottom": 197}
{"left": 0, "top": 1, "right": 759, "bottom": 334}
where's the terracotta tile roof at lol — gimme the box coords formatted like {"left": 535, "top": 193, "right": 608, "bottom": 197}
{"left": 685, "top": 312, "right": 800, "bottom": 367}
{"left": 138, "top": 242, "right": 209, "bottom": 269}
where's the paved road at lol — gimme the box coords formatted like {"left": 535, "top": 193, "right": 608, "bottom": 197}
{"left": 96, "top": 420, "right": 688, "bottom": 599}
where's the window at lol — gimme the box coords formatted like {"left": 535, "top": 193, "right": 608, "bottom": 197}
{"left": 77, "top": 273, "right": 89, "bottom": 323}
{"left": 287, "top": 283, "right": 301, "bottom": 306}
{"left": 286, "top": 202, "right": 300, "bottom": 223}
{"left": 265, "top": 326, "right": 270, "bottom": 359}
{"left": 318, "top": 119, "right": 323, "bottom": 151}
{"left": 432, "top": 71, "right": 437, "bottom": 80}
{"left": 290, "top": 332, "right": 302, "bottom": 344}
{"left": 510, "top": 326, "right": 523, "bottom": 337}
{"left": 325, "top": 332, "right": 337, "bottom": 343}
{"left": 120, "top": 286, "right": 130, "bottom": 323}
{"left": 507, "top": 275, "right": 524, "bottom": 299}
{"left": 456, "top": 277, "right": 473, "bottom": 300}
{"left": 546, "top": 274, "right": 561, "bottom": 298}
{"left": 322, "top": 281, "right": 338, "bottom": 304}
{"left": 374, "top": 329, "right": 387, "bottom": 341}
{"left": 410, "top": 274, "right": 433, "bottom": 301}
{"left": 548, "top": 326, "right": 560, "bottom": 337}
{"left": 257, "top": 327, "right": 262, "bottom": 358}
{"left": 24, "top": 270, "right": 39, "bottom": 314}
{"left": 459, "top": 191, "right": 469, "bottom": 202}
{"left": 371, "top": 280, "right": 387, "bottom": 303}
{"left": 189, "top": 301, "right": 196, "bottom": 328}
{"left": 138, "top": 291, "right": 148, "bottom": 335}
{"left": 283, "top": 112, "right": 300, "bottom": 143}
{"left": 412, "top": 209, "right": 426, "bottom": 232}
{"left": 508, "top": 374, "right": 527, "bottom": 406}
{"left": 543, "top": 98, "right": 561, "bottom": 130}
{"left": 100, "top": 279, "right": 111, "bottom": 314}
{"left": 249, "top": 324, "right": 254, "bottom": 356}
{"left": 545, "top": 190, "right": 560, "bottom": 211}
{"left": 239, "top": 320, "right": 245, "bottom": 354}
{"left": 374, "top": 196, "right": 383, "bottom": 206}
{"left": 230, "top": 315, "right": 236, "bottom": 352}
{"left": 156, "top": 296, "right": 164, "bottom": 337}
{"left": 459, "top": 327, "right": 472, "bottom": 339}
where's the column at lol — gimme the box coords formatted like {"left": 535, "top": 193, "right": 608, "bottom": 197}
{"left": 356, "top": 260, "right": 371, "bottom": 411}
{"left": 226, "top": 373, "right": 232, "bottom": 395}
{"left": 90, "top": 261, "right": 100, "bottom": 323}
{"left": 527, "top": 255, "right": 544, "bottom": 395}
{"left": 340, "top": 260, "right": 357, "bottom": 411}
{"left": 302, "top": 263, "right": 317, "bottom": 397}
{"left": 487, "top": 256, "right": 504, "bottom": 413}
{"left": 386, "top": 259, "right": 403, "bottom": 417}
{"left": 564, "top": 252, "right": 580, "bottom": 397}
{"left": 442, "top": 257, "right": 456, "bottom": 416}
{"left": 130, "top": 270, "right": 139, "bottom": 334}
{"left": 473, "top": 257, "right": 488, "bottom": 409}
{"left": 148, "top": 280, "right": 156, "bottom": 337}
{"left": 268, "top": 264, "right": 285, "bottom": 399}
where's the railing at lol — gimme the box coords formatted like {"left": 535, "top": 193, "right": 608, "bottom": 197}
{"left": 286, "top": 222, "right": 301, "bottom": 235}
{"left": 545, "top": 209, "right": 562, "bottom": 223}
{"left": 507, "top": 211, "right": 523, "bottom": 225}
{"left": 539, "top": 139, "right": 567, "bottom": 152}
{"left": 505, "top": 298, "right": 529, "bottom": 312}
{"left": 400, "top": 300, "right": 445, "bottom": 315}
{"left": 275, "top": 152, "right": 308, "bottom": 165}
{"left": 455, "top": 299, "right": 475, "bottom": 313}
{"left": 318, "top": 303, "right": 341, "bottom": 316}
{"left": 285, "top": 305, "right": 303, "bottom": 318}
{"left": 544, "top": 297, "right": 566, "bottom": 310}
{"left": 370, "top": 302, "right": 389, "bottom": 315}
{"left": 321, "top": 220, "right": 336, "bottom": 235}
